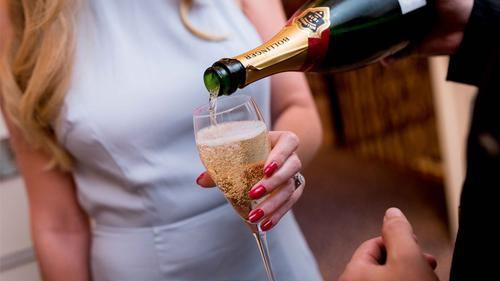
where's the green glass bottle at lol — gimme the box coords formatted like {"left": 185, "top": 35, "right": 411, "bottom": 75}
{"left": 204, "top": 0, "right": 434, "bottom": 96}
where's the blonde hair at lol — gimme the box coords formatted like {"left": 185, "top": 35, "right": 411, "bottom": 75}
{"left": 0, "top": 0, "right": 222, "bottom": 171}
{"left": 1, "top": 0, "right": 76, "bottom": 170}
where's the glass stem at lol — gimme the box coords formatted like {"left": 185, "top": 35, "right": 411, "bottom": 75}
{"left": 252, "top": 228, "right": 276, "bottom": 281}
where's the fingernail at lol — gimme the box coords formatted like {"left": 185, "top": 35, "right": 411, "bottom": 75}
{"left": 249, "top": 185, "right": 267, "bottom": 199}
{"left": 385, "top": 208, "right": 403, "bottom": 218}
{"left": 261, "top": 219, "right": 273, "bottom": 231}
{"left": 196, "top": 172, "right": 205, "bottom": 186}
{"left": 264, "top": 162, "right": 279, "bottom": 177}
{"left": 248, "top": 209, "right": 264, "bottom": 223}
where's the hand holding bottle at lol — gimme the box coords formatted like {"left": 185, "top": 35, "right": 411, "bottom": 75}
{"left": 383, "top": 0, "right": 474, "bottom": 62}
{"left": 417, "top": 0, "right": 473, "bottom": 55}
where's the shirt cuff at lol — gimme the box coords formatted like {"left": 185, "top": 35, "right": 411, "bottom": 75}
{"left": 447, "top": 0, "right": 500, "bottom": 86}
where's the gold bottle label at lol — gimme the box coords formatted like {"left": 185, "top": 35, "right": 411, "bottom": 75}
{"left": 234, "top": 7, "right": 331, "bottom": 85}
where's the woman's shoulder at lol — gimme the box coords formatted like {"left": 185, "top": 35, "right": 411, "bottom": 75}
{"left": 240, "top": 0, "right": 286, "bottom": 41}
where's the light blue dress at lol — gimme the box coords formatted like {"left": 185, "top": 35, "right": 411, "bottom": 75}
{"left": 55, "top": 0, "right": 323, "bottom": 280}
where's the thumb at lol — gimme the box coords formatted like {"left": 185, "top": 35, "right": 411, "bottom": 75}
{"left": 382, "top": 208, "right": 421, "bottom": 262}
{"left": 196, "top": 171, "right": 216, "bottom": 188}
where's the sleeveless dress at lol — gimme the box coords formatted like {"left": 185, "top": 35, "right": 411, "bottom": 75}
{"left": 55, "top": 0, "right": 323, "bottom": 280}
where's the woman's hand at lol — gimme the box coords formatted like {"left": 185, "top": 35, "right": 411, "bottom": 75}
{"left": 196, "top": 130, "right": 304, "bottom": 231}
{"left": 339, "top": 208, "right": 439, "bottom": 281}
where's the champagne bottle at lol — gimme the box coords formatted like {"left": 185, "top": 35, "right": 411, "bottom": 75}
{"left": 204, "top": 0, "right": 434, "bottom": 96}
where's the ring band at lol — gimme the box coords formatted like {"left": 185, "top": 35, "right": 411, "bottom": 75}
{"left": 293, "top": 173, "right": 305, "bottom": 190}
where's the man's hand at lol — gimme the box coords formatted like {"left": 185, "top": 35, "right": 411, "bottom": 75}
{"left": 339, "top": 208, "right": 439, "bottom": 281}
{"left": 382, "top": 0, "right": 474, "bottom": 65}
{"left": 418, "top": 0, "right": 474, "bottom": 55}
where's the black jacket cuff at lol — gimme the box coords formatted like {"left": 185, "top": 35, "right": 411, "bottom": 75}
{"left": 447, "top": 0, "right": 500, "bottom": 86}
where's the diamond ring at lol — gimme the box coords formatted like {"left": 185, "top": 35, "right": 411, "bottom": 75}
{"left": 293, "top": 173, "right": 305, "bottom": 190}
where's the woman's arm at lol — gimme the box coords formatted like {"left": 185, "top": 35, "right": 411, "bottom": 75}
{"left": 10, "top": 128, "right": 91, "bottom": 281}
{"left": 1, "top": 4, "right": 90, "bottom": 279}
{"left": 1, "top": 111, "right": 91, "bottom": 281}
{"left": 242, "top": 0, "right": 323, "bottom": 167}
{"left": 1, "top": 110, "right": 91, "bottom": 281}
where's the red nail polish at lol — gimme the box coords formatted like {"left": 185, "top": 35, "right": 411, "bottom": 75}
{"left": 248, "top": 209, "right": 264, "bottom": 223}
{"left": 249, "top": 185, "right": 267, "bottom": 199}
{"left": 196, "top": 172, "right": 205, "bottom": 186}
{"left": 264, "top": 162, "right": 278, "bottom": 177}
{"left": 261, "top": 219, "right": 273, "bottom": 231}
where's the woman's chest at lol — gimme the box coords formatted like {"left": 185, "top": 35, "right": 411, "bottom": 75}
{"left": 55, "top": 0, "right": 270, "bottom": 156}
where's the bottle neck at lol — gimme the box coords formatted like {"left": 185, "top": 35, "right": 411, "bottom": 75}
{"left": 233, "top": 27, "right": 309, "bottom": 86}
{"left": 234, "top": 6, "right": 332, "bottom": 86}
{"left": 203, "top": 59, "right": 246, "bottom": 96}
{"left": 204, "top": 6, "right": 332, "bottom": 96}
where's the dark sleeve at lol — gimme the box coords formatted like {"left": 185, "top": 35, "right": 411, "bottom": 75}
{"left": 447, "top": 0, "right": 500, "bottom": 86}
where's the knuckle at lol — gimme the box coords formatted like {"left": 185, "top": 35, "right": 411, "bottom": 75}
{"left": 272, "top": 195, "right": 296, "bottom": 222}
{"left": 277, "top": 150, "right": 289, "bottom": 162}
{"left": 286, "top": 180, "right": 295, "bottom": 195}
{"left": 270, "top": 211, "right": 285, "bottom": 225}
{"left": 392, "top": 249, "right": 420, "bottom": 264}
{"left": 292, "top": 155, "right": 302, "bottom": 171}
{"left": 383, "top": 218, "right": 407, "bottom": 234}
{"left": 285, "top": 131, "right": 300, "bottom": 147}
{"left": 259, "top": 197, "right": 277, "bottom": 213}
{"left": 267, "top": 173, "right": 285, "bottom": 188}
{"left": 285, "top": 189, "right": 300, "bottom": 208}
{"left": 292, "top": 184, "right": 304, "bottom": 200}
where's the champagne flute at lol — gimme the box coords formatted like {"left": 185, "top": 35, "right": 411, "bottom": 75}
{"left": 193, "top": 95, "right": 276, "bottom": 281}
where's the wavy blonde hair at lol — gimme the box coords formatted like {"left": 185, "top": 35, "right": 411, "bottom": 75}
{"left": 1, "top": 0, "right": 76, "bottom": 170}
{"left": 0, "top": 0, "right": 223, "bottom": 171}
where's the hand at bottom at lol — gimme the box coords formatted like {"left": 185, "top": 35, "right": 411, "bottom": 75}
{"left": 339, "top": 208, "right": 439, "bottom": 281}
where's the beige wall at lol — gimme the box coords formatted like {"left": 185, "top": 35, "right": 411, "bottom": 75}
{"left": 0, "top": 114, "right": 7, "bottom": 139}
{"left": 1, "top": 263, "right": 40, "bottom": 281}
{"left": 429, "top": 57, "right": 476, "bottom": 238}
